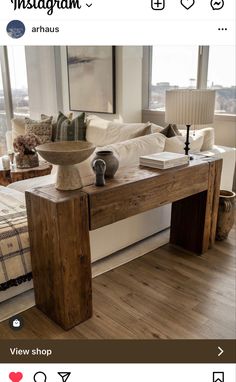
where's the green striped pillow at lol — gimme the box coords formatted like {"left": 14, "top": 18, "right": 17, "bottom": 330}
{"left": 56, "top": 112, "right": 86, "bottom": 141}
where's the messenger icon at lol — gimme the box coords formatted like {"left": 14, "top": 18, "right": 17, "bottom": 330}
{"left": 210, "top": 0, "right": 224, "bottom": 10}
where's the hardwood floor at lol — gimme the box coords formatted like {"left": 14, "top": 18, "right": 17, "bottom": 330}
{"left": 0, "top": 224, "right": 235, "bottom": 339}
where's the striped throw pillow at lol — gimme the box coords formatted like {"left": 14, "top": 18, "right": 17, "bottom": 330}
{"left": 56, "top": 112, "right": 86, "bottom": 141}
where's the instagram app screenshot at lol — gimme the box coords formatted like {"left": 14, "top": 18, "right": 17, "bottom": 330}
{"left": 0, "top": 0, "right": 235, "bottom": 380}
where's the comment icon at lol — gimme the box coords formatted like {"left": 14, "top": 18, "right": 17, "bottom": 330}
{"left": 33, "top": 372, "right": 47, "bottom": 382}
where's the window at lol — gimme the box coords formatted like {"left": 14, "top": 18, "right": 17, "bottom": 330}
{"left": 150, "top": 46, "right": 198, "bottom": 110}
{"left": 208, "top": 46, "right": 236, "bottom": 115}
{"left": 0, "top": 46, "right": 29, "bottom": 156}
{"left": 149, "top": 45, "right": 236, "bottom": 115}
{"left": 8, "top": 46, "right": 29, "bottom": 117}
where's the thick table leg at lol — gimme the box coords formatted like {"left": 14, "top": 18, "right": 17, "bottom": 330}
{"left": 26, "top": 186, "right": 92, "bottom": 330}
{"left": 170, "top": 160, "right": 222, "bottom": 255}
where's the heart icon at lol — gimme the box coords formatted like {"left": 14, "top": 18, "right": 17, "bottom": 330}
{"left": 181, "top": 0, "right": 195, "bottom": 10}
{"left": 9, "top": 372, "right": 23, "bottom": 382}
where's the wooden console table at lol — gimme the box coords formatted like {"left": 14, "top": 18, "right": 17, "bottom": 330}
{"left": 26, "top": 158, "right": 222, "bottom": 330}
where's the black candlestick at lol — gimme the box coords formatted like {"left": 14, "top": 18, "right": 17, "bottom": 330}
{"left": 184, "top": 124, "right": 191, "bottom": 156}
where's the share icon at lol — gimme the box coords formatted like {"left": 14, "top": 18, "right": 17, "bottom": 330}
{"left": 58, "top": 372, "right": 71, "bottom": 382}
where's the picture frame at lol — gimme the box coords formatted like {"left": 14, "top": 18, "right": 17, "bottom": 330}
{"left": 67, "top": 46, "right": 116, "bottom": 114}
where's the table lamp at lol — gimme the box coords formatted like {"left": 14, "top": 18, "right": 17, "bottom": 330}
{"left": 165, "top": 89, "right": 216, "bottom": 156}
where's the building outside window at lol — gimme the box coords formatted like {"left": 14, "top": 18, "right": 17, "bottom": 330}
{"left": 150, "top": 46, "right": 198, "bottom": 110}
{"left": 149, "top": 45, "right": 236, "bottom": 116}
{"left": 207, "top": 46, "right": 236, "bottom": 115}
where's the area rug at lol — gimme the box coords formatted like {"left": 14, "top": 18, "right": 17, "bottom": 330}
{"left": 0, "top": 229, "right": 169, "bottom": 322}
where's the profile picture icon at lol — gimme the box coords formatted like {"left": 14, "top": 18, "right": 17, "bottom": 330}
{"left": 6, "top": 20, "right": 25, "bottom": 39}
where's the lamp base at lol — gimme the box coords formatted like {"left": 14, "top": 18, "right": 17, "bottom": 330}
{"left": 184, "top": 124, "right": 191, "bottom": 156}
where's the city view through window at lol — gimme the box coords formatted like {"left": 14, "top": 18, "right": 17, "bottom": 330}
{"left": 0, "top": 46, "right": 29, "bottom": 156}
{"left": 150, "top": 46, "right": 236, "bottom": 115}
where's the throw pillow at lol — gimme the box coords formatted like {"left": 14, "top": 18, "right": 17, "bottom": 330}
{"left": 179, "top": 127, "right": 215, "bottom": 151}
{"left": 86, "top": 115, "right": 152, "bottom": 146}
{"left": 41, "top": 113, "right": 74, "bottom": 142}
{"left": 195, "top": 127, "right": 215, "bottom": 151}
{"left": 56, "top": 112, "right": 86, "bottom": 141}
{"left": 160, "top": 124, "right": 182, "bottom": 138}
{"left": 25, "top": 116, "right": 53, "bottom": 144}
{"left": 151, "top": 123, "right": 163, "bottom": 134}
{"left": 164, "top": 135, "right": 204, "bottom": 154}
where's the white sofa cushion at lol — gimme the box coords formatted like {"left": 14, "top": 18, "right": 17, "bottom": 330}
{"left": 100, "top": 132, "right": 166, "bottom": 168}
{"left": 164, "top": 135, "right": 204, "bottom": 154}
{"left": 86, "top": 115, "right": 151, "bottom": 146}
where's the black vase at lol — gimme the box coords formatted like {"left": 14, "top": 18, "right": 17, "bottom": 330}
{"left": 93, "top": 150, "right": 119, "bottom": 178}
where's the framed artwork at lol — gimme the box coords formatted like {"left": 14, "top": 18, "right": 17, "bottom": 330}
{"left": 67, "top": 46, "right": 116, "bottom": 114}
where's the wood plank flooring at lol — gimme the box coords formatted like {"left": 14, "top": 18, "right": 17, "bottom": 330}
{"left": 0, "top": 223, "right": 235, "bottom": 339}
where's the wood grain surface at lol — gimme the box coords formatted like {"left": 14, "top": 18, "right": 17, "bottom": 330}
{"left": 25, "top": 189, "right": 92, "bottom": 330}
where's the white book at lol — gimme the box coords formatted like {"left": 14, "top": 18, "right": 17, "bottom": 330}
{"left": 140, "top": 152, "right": 189, "bottom": 169}
{"left": 140, "top": 160, "right": 188, "bottom": 169}
{"left": 140, "top": 152, "right": 188, "bottom": 164}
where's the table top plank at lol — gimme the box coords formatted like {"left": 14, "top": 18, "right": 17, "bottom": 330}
{"left": 86, "top": 160, "right": 211, "bottom": 230}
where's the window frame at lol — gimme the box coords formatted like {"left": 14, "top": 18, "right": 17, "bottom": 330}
{"left": 144, "top": 45, "right": 236, "bottom": 118}
{"left": 0, "top": 46, "right": 14, "bottom": 130}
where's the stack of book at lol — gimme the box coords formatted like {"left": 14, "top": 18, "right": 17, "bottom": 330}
{"left": 139, "top": 152, "right": 189, "bottom": 169}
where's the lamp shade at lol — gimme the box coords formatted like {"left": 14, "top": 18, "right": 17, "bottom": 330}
{"left": 165, "top": 89, "right": 216, "bottom": 125}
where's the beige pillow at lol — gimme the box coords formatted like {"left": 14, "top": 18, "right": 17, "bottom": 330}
{"left": 164, "top": 135, "right": 204, "bottom": 154}
{"left": 25, "top": 116, "right": 53, "bottom": 144}
{"left": 11, "top": 118, "right": 25, "bottom": 142}
{"left": 86, "top": 116, "right": 151, "bottom": 146}
{"left": 196, "top": 127, "right": 215, "bottom": 151}
{"left": 179, "top": 127, "right": 215, "bottom": 151}
{"left": 151, "top": 123, "right": 164, "bottom": 134}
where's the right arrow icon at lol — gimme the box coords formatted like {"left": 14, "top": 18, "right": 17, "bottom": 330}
{"left": 218, "top": 346, "right": 224, "bottom": 357}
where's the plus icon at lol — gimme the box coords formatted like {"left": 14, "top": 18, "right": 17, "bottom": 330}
{"left": 151, "top": 0, "right": 165, "bottom": 10}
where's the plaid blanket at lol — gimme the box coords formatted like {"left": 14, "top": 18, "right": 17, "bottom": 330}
{"left": 0, "top": 189, "right": 32, "bottom": 291}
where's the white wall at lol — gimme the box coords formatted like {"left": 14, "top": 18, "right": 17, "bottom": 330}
{"left": 25, "top": 46, "right": 143, "bottom": 123}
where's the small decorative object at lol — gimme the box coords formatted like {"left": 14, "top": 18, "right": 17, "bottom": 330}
{"left": 92, "top": 159, "right": 106, "bottom": 187}
{"left": 1, "top": 155, "right": 10, "bottom": 171}
{"left": 216, "top": 190, "right": 235, "bottom": 241}
{"left": 13, "top": 133, "right": 41, "bottom": 169}
{"left": 8, "top": 151, "right": 15, "bottom": 168}
{"left": 93, "top": 150, "right": 119, "bottom": 178}
{"left": 36, "top": 141, "right": 95, "bottom": 191}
